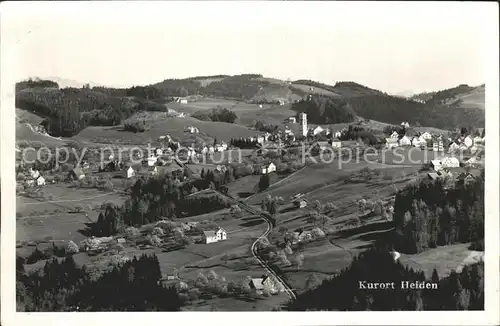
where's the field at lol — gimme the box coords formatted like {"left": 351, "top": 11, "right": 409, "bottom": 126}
{"left": 376, "top": 147, "right": 443, "bottom": 165}
{"left": 289, "top": 83, "right": 342, "bottom": 98}
{"left": 16, "top": 184, "right": 127, "bottom": 244}
{"left": 74, "top": 115, "right": 258, "bottom": 144}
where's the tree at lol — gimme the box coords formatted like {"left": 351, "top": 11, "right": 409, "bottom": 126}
{"left": 258, "top": 174, "right": 270, "bottom": 192}
{"left": 137, "top": 199, "right": 149, "bottom": 226}
{"left": 305, "top": 273, "right": 321, "bottom": 289}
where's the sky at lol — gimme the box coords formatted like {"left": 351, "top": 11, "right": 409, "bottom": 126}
{"left": 2, "top": 1, "right": 495, "bottom": 95}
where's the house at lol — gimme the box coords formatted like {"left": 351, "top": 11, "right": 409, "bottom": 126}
{"left": 312, "top": 126, "right": 325, "bottom": 136}
{"left": 216, "top": 165, "right": 227, "bottom": 173}
{"left": 147, "top": 155, "right": 158, "bottom": 167}
{"left": 186, "top": 126, "right": 199, "bottom": 134}
{"left": 398, "top": 135, "right": 411, "bottom": 147}
{"left": 202, "top": 228, "right": 227, "bottom": 244}
{"left": 330, "top": 138, "right": 341, "bottom": 148}
{"left": 334, "top": 131, "right": 342, "bottom": 138}
{"left": 465, "top": 156, "right": 484, "bottom": 168}
{"left": 148, "top": 166, "right": 158, "bottom": 176}
{"left": 411, "top": 137, "right": 421, "bottom": 147}
{"left": 30, "top": 169, "right": 40, "bottom": 180}
{"left": 458, "top": 170, "right": 482, "bottom": 185}
{"left": 441, "top": 157, "right": 460, "bottom": 168}
{"left": 262, "top": 162, "right": 276, "bottom": 174}
{"left": 215, "top": 142, "right": 228, "bottom": 152}
{"left": 249, "top": 276, "right": 276, "bottom": 295}
{"left": 278, "top": 100, "right": 285, "bottom": 106}
{"left": 36, "top": 175, "right": 46, "bottom": 186}
{"left": 155, "top": 148, "right": 163, "bottom": 156}
{"left": 25, "top": 180, "right": 35, "bottom": 187}
{"left": 180, "top": 99, "right": 188, "bottom": 104}
{"left": 473, "top": 136, "right": 483, "bottom": 146}
{"left": 317, "top": 141, "right": 330, "bottom": 151}
{"left": 449, "top": 142, "right": 460, "bottom": 153}
{"left": 420, "top": 132, "right": 432, "bottom": 141}
{"left": 427, "top": 172, "right": 440, "bottom": 180}
{"left": 385, "top": 138, "right": 399, "bottom": 149}
{"left": 463, "top": 136, "right": 473, "bottom": 148}
{"left": 400, "top": 121, "right": 410, "bottom": 128}
{"left": 431, "top": 160, "right": 442, "bottom": 172}
{"left": 390, "top": 131, "right": 400, "bottom": 139}
{"left": 288, "top": 117, "right": 296, "bottom": 124}
{"left": 178, "top": 112, "right": 186, "bottom": 118}
{"left": 126, "top": 166, "right": 136, "bottom": 179}
{"left": 69, "top": 167, "right": 85, "bottom": 180}
{"left": 291, "top": 194, "right": 308, "bottom": 208}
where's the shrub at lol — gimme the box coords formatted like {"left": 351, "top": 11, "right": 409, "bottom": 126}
{"left": 67, "top": 240, "right": 80, "bottom": 254}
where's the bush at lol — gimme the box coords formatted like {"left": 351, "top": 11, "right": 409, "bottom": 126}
{"left": 125, "top": 226, "right": 140, "bottom": 237}
{"left": 67, "top": 240, "right": 80, "bottom": 254}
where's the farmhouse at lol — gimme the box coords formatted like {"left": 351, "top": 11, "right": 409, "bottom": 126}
{"left": 147, "top": 155, "right": 158, "bottom": 167}
{"left": 334, "top": 131, "right": 342, "bottom": 138}
{"left": 411, "top": 137, "right": 421, "bottom": 147}
{"left": 448, "top": 142, "right": 460, "bottom": 153}
{"left": 390, "top": 131, "right": 399, "bottom": 139}
{"left": 30, "top": 169, "right": 40, "bottom": 180}
{"left": 465, "top": 156, "right": 484, "bottom": 168}
{"left": 202, "top": 228, "right": 227, "bottom": 244}
{"left": 186, "top": 126, "right": 199, "bottom": 134}
{"left": 215, "top": 142, "right": 228, "bottom": 152}
{"left": 291, "top": 194, "right": 308, "bottom": 208}
{"left": 312, "top": 126, "right": 325, "bottom": 136}
{"left": 441, "top": 157, "right": 460, "bottom": 169}
{"left": 427, "top": 172, "right": 440, "bottom": 180}
{"left": 287, "top": 117, "right": 296, "bottom": 124}
{"left": 458, "top": 170, "right": 482, "bottom": 185}
{"left": 400, "top": 122, "right": 410, "bottom": 128}
{"left": 249, "top": 276, "right": 276, "bottom": 295}
{"left": 68, "top": 167, "right": 85, "bottom": 181}
{"left": 463, "top": 136, "right": 473, "bottom": 148}
{"left": 398, "top": 135, "right": 411, "bottom": 147}
{"left": 431, "top": 160, "right": 442, "bottom": 172}
{"left": 420, "top": 132, "right": 432, "bottom": 141}
{"left": 262, "top": 162, "right": 276, "bottom": 174}
{"left": 385, "top": 138, "right": 399, "bottom": 149}
{"left": 126, "top": 166, "right": 136, "bottom": 179}
{"left": 330, "top": 138, "right": 342, "bottom": 148}
{"left": 278, "top": 100, "right": 285, "bottom": 106}
{"left": 36, "top": 175, "right": 46, "bottom": 186}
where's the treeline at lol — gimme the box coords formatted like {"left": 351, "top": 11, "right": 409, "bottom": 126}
{"left": 16, "top": 78, "right": 59, "bottom": 92}
{"left": 393, "top": 171, "right": 484, "bottom": 254}
{"left": 292, "top": 80, "right": 382, "bottom": 98}
{"left": 287, "top": 248, "right": 484, "bottom": 311}
{"left": 291, "top": 95, "right": 357, "bottom": 125}
{"left": 347, "top": 95, "right": 485, "bottom": 130}
{"left": 426, "top": 84, "right": 475, "bottom": 105}
{"left": 338, "top": 125, "right": 379, "bottom": 145}
{"left": 16, "top": 85, "right": 167, "bottom": 136}
{"left": 230, "top": 137, "right": 259, "bottom": 149}
{"left": 16, "top": 254, "right": 182, "bottom": 311}
{"left": 192, "top": 106, "right": 238, "bottom": 123}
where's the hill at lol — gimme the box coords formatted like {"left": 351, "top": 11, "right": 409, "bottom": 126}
{"left": 290, "top": 95, "right": 357, "bottom": 125}
{"left": 74, "top": 113, "right": 258, "bottom": 145}
{"left": 412, "top": 84, "right": 485, "bottom": 110}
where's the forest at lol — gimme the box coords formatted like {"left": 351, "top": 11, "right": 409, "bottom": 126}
{"left": 287, "top": 248, "right": 484, "bottom": 311}
{"left": 16, "top": 254, "right": 183, "bottom": 311}
{"left": 291, "top": 95, "right": 357, "bottom": 125}
{"left": 392, "top": 170, "right": 484, "bottom": 254}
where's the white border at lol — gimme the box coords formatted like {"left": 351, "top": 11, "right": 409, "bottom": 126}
{"left": 1, "top": 1, "right": 499, "bottom": 326}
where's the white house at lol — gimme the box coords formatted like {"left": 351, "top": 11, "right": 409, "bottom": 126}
{"left": 288, "top": 117, "right": 296, "bottom": 124}
{"left": 215, "top": 143, "right": 228, "bottom": 152}
{"left": 278, "top": 100, "right": 285, "bottom": 106}
{"left": 126, "top": 166, "right": 136, "bottom": 179}
{"left": 262, "top": 162, "right": 277, "bottom": 174}
{"left": 449, "top": 142, "right": 460, "bottom": 153}
{"left": 441, "top": 157, "right": 460, "bottom": 168}
{"left": 312, "top": 126, "right": 324, "bottom": 136}
{"left": 398, "top": 135, "right": 411, "bottom": 147}
{"left": 257, "top": 136, "right": 265, "bottom": 144}
{"left": 147, "top": 155, "right": 158, "bottom": 167}
{"left": 473, "top": 136, "right": 484, "bottom": 146}
{"left": 178, "top": 112, "right": 186, "bottom": 118}
{"left": 420, "top": 132, "right": 432, "bottom": 141}
{"left": 36, "top": 176, "right": 46, "bottom": 186}
{"left": 431, "top": 160, "right": 442, "bottom": 172}
{"left": 30, "top": 169, "right": 40, "bottom": 180}
{"left": 334, "top": 131, "right": 342, "bottom": 138}
{"left": 463, "top": 136, "right": 473, "bottom": 148}
{"left": 155, "top": 148, "right": 163, "bottom": 156}
{"left": 411, "top": 137, "right": 421, "bottom": 147}
{"left": 186, "top": 126, "right": 199, "bottom": 134}
{"left": 390, "top": 131, "right": 399, "bottom": 139}
{"left": 385, "top": 138, "right": 399, "bottom": 149}
{"left": 180, "top": 99, "right": 188, "bottom": 104}
{"left": 202, "top": 228, "right": 227, "bottom": 244}
{"left": 401, "top": 122, "right": 410, "bottom": 128}
{"left": 331, "top": 138, "right": 342, "bottom": 148}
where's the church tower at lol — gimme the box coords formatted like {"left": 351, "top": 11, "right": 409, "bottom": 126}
{"left": 299, "top": 112, "right": 308, "bottom": 137}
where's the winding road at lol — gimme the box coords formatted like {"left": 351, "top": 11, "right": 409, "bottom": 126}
{"left": 214, "top": 190, "right": 296, "bottom": 300}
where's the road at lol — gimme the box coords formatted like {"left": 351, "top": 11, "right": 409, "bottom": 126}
{"left": 214, "top": 190, "right": 296, "bottom": 300}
